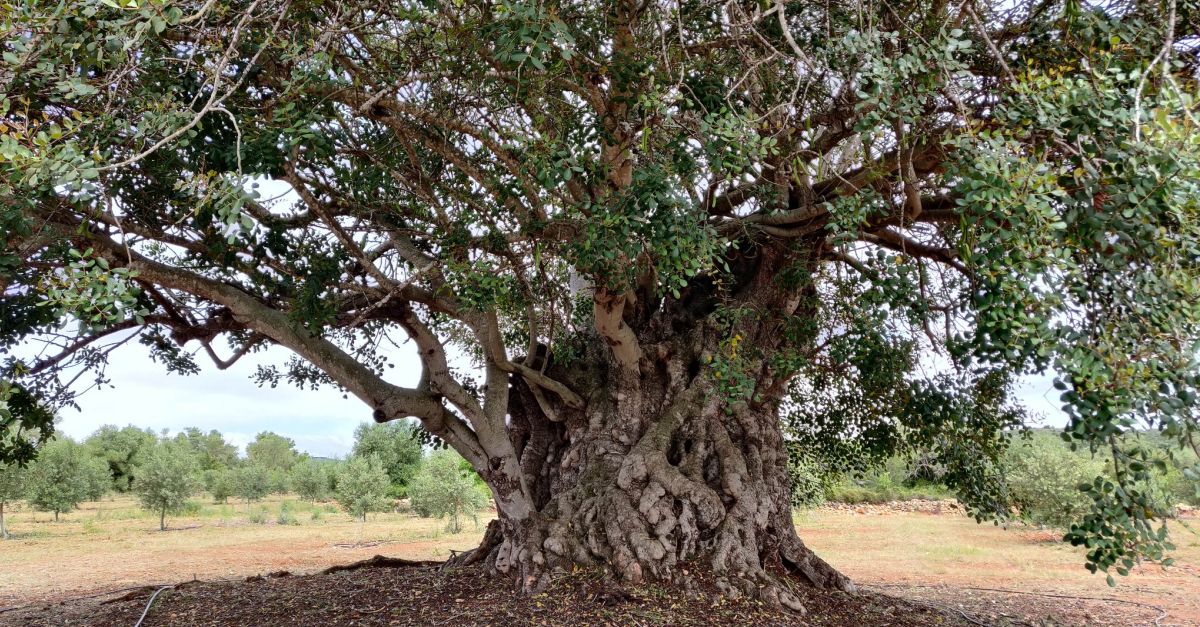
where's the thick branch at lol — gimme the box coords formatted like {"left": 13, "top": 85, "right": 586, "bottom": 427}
{"left": 593, "top": 289, "right": 642, "bottom": 371}
{"left": 66, "top": 232, "right": 475, "bottom": 455}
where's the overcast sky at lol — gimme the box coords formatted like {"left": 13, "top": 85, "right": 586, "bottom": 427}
{"left": 48, "top": 338, "right": 424, "bottom": 458}
{"left": 42, "top": 335, "right": 1068, "bottom": 458}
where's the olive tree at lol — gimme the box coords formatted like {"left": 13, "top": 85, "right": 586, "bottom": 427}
{"left": 232, "top": 464, "right": 270, "bottom": 504}
{"left": 83, "top": 425, "right": 157, "bottom": 493}
{"left": 334, "top": 455, "right": 392, "bottom": 522}
{"left": 0, "top": 421, "right": 49, "bottom": 539}
{"left": 204, "top": 467, "right": 236, "bottom": 504}
{"left": 245, "top": 432, "right": 299, "bottom": 473}
{"left": 4, "top": 0, "right": 1199, "bottom": 605}
{"left": 23, "top": 438, "right": 109, "bottom": 521}
{"left": 409, "top": 451, "right": 490, "bottom": 533}
{"left": 134, "top": 441, "right": 199, "bottom": 530}
{"left": 0, "top": 461, "right": 25, "bottom": 539}
{"left": 174, "top": 427, "right": 238, "bottom": 472}
{"left": 352, "top": 421, "right": 423, "bottom": 496}
{"left": 290, "top": 458, "right": 329, "bottom": 503}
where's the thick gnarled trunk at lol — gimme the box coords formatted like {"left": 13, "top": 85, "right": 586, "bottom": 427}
{"left": 462, "top": 335, "right": 851, "bottom": 609}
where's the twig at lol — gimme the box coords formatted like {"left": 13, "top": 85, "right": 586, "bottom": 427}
{"left": 178, "top": 0, "right": 219, "bottom": 24}
{"left": 965, "top": 3, "right": 1016, "bottom": 84}
{"left": 1133, "top": 0, "right": 1177, "bottom": 142}
{"left": 346, "top": 261, "right": 437, "bottom": 329}
{"left": 98, "top": 0, "right": 287, "bottom": 173}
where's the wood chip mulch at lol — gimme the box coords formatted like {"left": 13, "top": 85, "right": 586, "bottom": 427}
{"left": 2, "top": 559, "right": 975, "bottom": 626}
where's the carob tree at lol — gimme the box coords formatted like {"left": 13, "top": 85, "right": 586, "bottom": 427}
{"left": 3, "top": 0, "right": 1199, "bottom": 607}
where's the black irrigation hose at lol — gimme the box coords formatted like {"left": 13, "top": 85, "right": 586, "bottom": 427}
{"left": 132, "top": 586, "right": 174, "bottom": 627}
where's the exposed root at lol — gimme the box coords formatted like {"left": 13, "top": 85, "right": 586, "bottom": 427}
{"left": 779, "top": 532, "right": 856, "bottom": 592}
{"left": 320, "top": 555, "right": 438, "bottom": 575}
{"left": 714, "top": 574, "right": 809, "bottom": 614}
{"left": 443, "top": 519, "right": 504, "bottom": 570}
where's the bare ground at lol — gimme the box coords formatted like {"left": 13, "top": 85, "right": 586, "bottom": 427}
{"left": 2, "top": 561, "right": 976, "bottom": 627}
{"left": 796, "top": 505, "right": 1200, "bottom": 626}
{"left": 1, "top": 497, "right": 1196, "bottom": 626}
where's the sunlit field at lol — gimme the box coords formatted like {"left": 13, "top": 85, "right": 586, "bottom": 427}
{"left": 796, "top": 508, "right": 1200, "bottom": 625}
{"left": 0, "top": 493, "right": 493, "bottom": 608}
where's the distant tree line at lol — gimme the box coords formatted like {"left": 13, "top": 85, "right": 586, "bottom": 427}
{"left": 0, "top": 420, "right": 491, "bottom": 535}
{"left": 788, "top": 429, "right": 1200, "bottom": 528}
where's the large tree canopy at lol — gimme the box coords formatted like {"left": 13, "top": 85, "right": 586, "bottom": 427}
{"left": 3, "top": 0, "right": 1199, "bottom": 605}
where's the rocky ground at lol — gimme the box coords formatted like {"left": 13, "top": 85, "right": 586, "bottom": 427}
{"left": 819, "top": 499, "right": 966, "bottom": 516}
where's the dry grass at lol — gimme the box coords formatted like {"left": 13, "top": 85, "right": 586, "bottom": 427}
{"left": 0, "top": 494, "right": 492, "bottom": 608}
{"left": 797, "top": 508, "right": 1200, "bottom": 625}
{"left": 2, "top": 497, "right": 1198, "bottom": 625}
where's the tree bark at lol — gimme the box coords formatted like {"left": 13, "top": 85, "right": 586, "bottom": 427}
{"left": 160, "top": 507, "right": 166, "bottom": 531}
{"left": 1, "top": 501, "right": 7, "bottom": 539}
{"left": 457, "top": 333, "right": 852, "bottom": 611}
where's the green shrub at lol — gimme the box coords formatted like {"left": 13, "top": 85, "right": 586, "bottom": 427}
{"left": 203, "top": 468, "right": 236, "bottom": 504}
{"left": 787, "top": 454, "right": 828, "bottom": 508}
{"left": 827, "top": 482, "right": 894, "bottom": 505}
{"left": 233, "top": 465, "right": 270, "bottom": 503}
{"left": 819, "top": 456, "right": 951, "bottom": 505}
{"left": 1162, "top": 464, "right": 1200, "bottom": 507}
{"left": 248, "top": 507, "right": 268, "bottom": 524}
{"left": 1136, "top": 443, "right": 1200, "bottom": 509}
{"left": 334, "top": 454, "right": 392, "bottom": 521}
{"left": 290, "top": 459, "right": 329, "bottom": 502}
{"left": 310, "top": 508, "right": 323, "bottom": 522}
{"left": 132, "top": 441, "right": 199, "bottom": 531}
{"left": 1005, "top": 438, "right": 1102, "bottom": 528}
{"left": 277, "top": 502, "right": 298, "bottom": 525}
{"left": 408, "top": 450, "right": 489, "bottom": 532}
